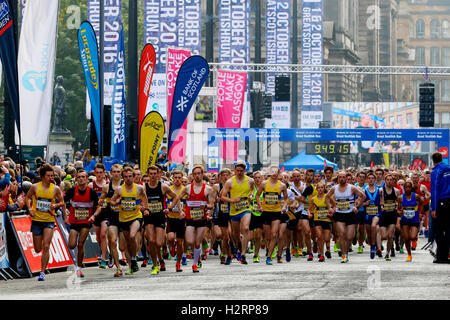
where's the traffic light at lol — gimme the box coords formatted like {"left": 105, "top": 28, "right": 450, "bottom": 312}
{"left": 275, "top": 76, "right": 290, "bottom": 101}
{"left": 262, "top": 93, "right": 272, "bottom": 119}
{"left": 419, "top": 82, "right": 435, "bottom": 127}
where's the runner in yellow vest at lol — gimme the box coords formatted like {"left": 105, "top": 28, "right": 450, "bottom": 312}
{"left": 25, "top": 163, "right": 65, "bottom": 281}
{"left": 220, "top": 161, "right": 255, "bottom": 265}
{"left": 111, "top": 167, "right": 149, "bottom": 275}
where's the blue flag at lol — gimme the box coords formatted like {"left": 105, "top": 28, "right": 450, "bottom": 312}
{"left": 78, "top": 21, "right": 101, "bottom": 151}
{"left": 0, "top": 0, "right": 20, "bottom": 135}
{"left": 110, "top": 25, "right": 126, "bottom": 161}
{"left": 168, "top": 56, "right": 209, "bottom": 159}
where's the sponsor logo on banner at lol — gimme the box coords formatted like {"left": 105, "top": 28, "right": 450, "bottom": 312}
{"left": 12, "top": 216, "right": 73, "bottom": 273}
{"left": 140, "top": 111, "right": 165, "bottom": 175}
{"left": 301, "top": 0, "right": 323, "bottom": 128}
{"left": 78, "top": 21, "right": 101, "bottom": 150}
{"left": 0, "top": 212, "right": 9, "bottom": 269}
{"left": 265, "top": 101, "right": 291, "bottom": 128}
{"left": 139, "top": 43, "right": 156, "bottom": 136}
{"left": 439, "top": 147, "right": 448, "bottom": 157}
{"left": 168, "top": 56, "right": 209, "bottom": 163}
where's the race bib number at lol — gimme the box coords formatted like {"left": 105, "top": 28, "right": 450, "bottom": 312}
{"left": 366, "top": 205, "right": 378, "bottom": 215}
{"left": 384, "top": 201, "right": 396, "bottom": 212}
{"left": 265, "top": 193, "right": 279, "bottom": 205}
{"left": 220, "top": 203, "right": 229, "bottom": 213}
{"left": 337, "top": 200, "right": 350, "bottom": 211}
{"left": 234, "top": 198, "right": 249, "bottom": 212}
{"left": 317, "top": 208, "right": 329, "bottom": 220}
{"left": 74, "top": 208, "right": 89, "bottom": 220}
{"left": 148, "top": 201, "right": 163, "bottom": 213}
{"left": 121, "top": 197, "right": 137, "bottom": 212}
{"left": 36, "top": 198, "right": 51, "bottom": 213}
{"left": 190, "top": 207, "right": 204, "bottom": 220}
{"left": 404, "top": 208, "right": 416, "bottom": 219}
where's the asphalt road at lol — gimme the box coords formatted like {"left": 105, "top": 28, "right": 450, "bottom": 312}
{"left": 0, "top": 236, "right": 448, "bottom": 300}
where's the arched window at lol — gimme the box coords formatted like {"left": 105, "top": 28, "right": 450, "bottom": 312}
{"left": 416, "top": 19, "right": 425, "bottom": 38}
{"left": 442, "top": 20, "right": 450, "bottom": 38}
{"left": 431, "top": 20, "right": 440, "bottom": 39}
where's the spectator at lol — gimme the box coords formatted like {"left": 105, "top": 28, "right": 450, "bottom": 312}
{"left": 431, "top": 152, "right": 450, "bottom": 264}
{"left": 157, "top": 146, "right": 167, "bottom": 166}
{"left": 49, "top": 152, "right": 61, "bottom": 166}
{"left": 81, "top": 149, "right": 96, "bottom": 173}
{"left": 74, "top": 150, "right": 83, "bottom": 162}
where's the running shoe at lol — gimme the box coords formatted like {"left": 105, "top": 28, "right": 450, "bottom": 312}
{"left": 313, "top": 242, "right": 318, "bottom": 253}
{"left": 76, "top": 270, "right": 84, "bottom": 278}
{"left": 325, "top": 251, "right": 332, "bottom": 259}
{"left": 99, "top": 260, "right": 107, "bottom": 269}
{"left": 187, "top": 251, "right": 192, "bottom": 259}
{"left": 349, "top": 246, "right": 353, "bottom": 252}
{"left": 119, "top": 258, "right": 127, "bottom": 266}
{"left": 395, "top": 242, "right": 400, "bottom": 252}
{"left": 338, "top": 250, "right": 342, "bottom": 257}
{"left": 149, "top": 258, "right": 153, "bottom": 265}
{"left": 108, "top": 255, "right": 114, "bottom": 268}
{"left": 292, "top": 247, "right": 297, "bottom": 257}
{"left": 225, "top": 256, "right": 232, "bottom": 265}
{"left": 202, "top": 240, "right": 209, "bottom": 250}
{"left": 141, "top": 259, "right": 148, "bottom": 268}
{"left": 298, "top": 249, "right": 303, "bottom": 257}
{"left": 131, "top": 260, "right": 139, "bottom": 273}
{"left": 370, "top": 250, "right": 375, "bottom": 260}
{"left": 114, "top": 269, "right": 123, "bottom": 277}
{"left": 318, "top": 255, "right": 325, "bottom": 262}
{"left": 333, "top": 242, "right": 339, "bottom": 252}
{"left": 357, "top": 246, "right": 363, "bottom": 254}
{"left": 125, "top": 267, "right": 134, "bottom": 275}
{"left": 391, "top": 248, "right": 396, "bottom": 257}
{"left": 192, "top": 264, "right": 199, "bottom": 273}
{"left": 176, "top": 262, "right": 183, "bottom": 272}
{"left": 181, "top": 256, "right": 187, "bottom": 266}
{"left": 240, "top": 255, "right": 248, "bottom": 265}
{"left": 277, "top": 256, "right": 283, "bottom": 264}
{"left": 202, "top": 253, "right": 208, "bottom": 261}
{"left": 170, "top": 245, "right": 176, "bottom": 258}
{"left": 307, "top": 253, "right": 313, "bottom": 261}
{"left": 236, "top": 250, "right": 241, "bottom": 261}
{"left": 151, "top": 266, "right": 160, "bottom": 275}
{"left": 411, "top": 241, "right": 417, "bottom": 251}
{"left": 249, "top": 242, "right": 254, "bottom": 254}
{"left": 399, "top": 248, "right": 404, "bottom": 254}
{"left": 385, "top": 255, "right": 391, "bottom": 261}
{"left": 197, "top": 260, "right": 202, "bottom": 268}
{"left": 406, "top": 255, "right": 412, "bottom": 262}
{"left": 376, "top": 249, "right": 382, "bottom": 258}
{"left": 253, "top": 255, "right": 260, "bottom": 263}
{"left": 266, "top": 257, "right": 273, "bottom": 265}
{"left": 214, "top": 250, "right": 219, "bottom": 256}
{"left": 341, "top": 256, "right": 348, "bottom": 263}
{"left": 285, "top": 248, "right": 291, "bottom": 262}
{"left": 271, "top": 250, "right": 276, "bottom": 259}
{"left": 162, "top": 247, "right": 169, "bottom": 260}
{"left": 302, "top": 248, "right": 307, "bottom": 256}
{"left": 220, "top": 254, "right": 226, "bottom": 264}
{"left": 159, "top": 260, "right": 166, "bottom": 272}
{"left": 38, "top": 272, "right": 45, "bottom": 281}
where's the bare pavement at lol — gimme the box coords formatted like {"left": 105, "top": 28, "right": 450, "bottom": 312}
{"left": 0, "top": 237, "right": 448, "bottom": 301}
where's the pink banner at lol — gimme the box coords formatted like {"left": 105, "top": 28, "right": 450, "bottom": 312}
{"left": 166, "top": 48, "right": 191, "bottom": 163}
{"left": 216, "top": 70, "right": 247, "bottom": 161}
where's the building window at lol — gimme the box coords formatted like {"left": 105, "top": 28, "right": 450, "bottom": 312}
{"left": 442, "top": 112, "right": 450, "bottom": 124}
{"left": 430, "top": 47, "right": 440, "bottom": 66}
{"left": 442, "top": 48, "right": 450, "bottom": 66}
{"left": 415, "top": 47, "right": 425, "bottom": 66}
{"left": 442, "top": 80, "right": 450, "bottom": 102}
{"left": 435, "top": 112, "right": 440, "bottom": 125}
{"left": 416, "top": 19, "right": 425, "bottom": 38}
{"left": 397, "top": 115, "right": 403, "bottom": 127}
{"left": 406, "top": 113, "right": 414, "bottom": 127}
{"left": 443, "top": 20, "right": 450, "bottom": 38}
{"left": 431, "top": 20, "right": 440, "bottom": 39}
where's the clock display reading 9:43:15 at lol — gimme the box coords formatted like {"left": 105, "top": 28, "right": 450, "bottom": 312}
{"left": 305, "top": 143, "right": 351, "bottom": 155}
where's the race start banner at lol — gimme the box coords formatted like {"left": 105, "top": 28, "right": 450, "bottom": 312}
{"left": 11, "top": 215, "right": 73, "bottom": 274}
{"left": 168, "top": 56, "right": 209, "bottom": 163}
{"left": 301, "top": 0, "right": 324, "bottom": 128}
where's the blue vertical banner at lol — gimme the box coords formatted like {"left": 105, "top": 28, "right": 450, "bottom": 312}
{"left": 110, "top": 24, "right": 126, "bottom": 161}
{"left": 78, "top": 21, "right": 101, "bottom": 150}
{"left": 168, "top": 56, "right": 209, "bottom": 161}
{"left": 265, "top": 0, "right": 290, "bottom": 97}
{"left": 301, "top": 0, "right": 324, "bottom": 128}
{"left": 178, "top": 0, "right": 201, "bottom": 56}
{"left": 156, "top": 0, "right": 178, "bottom": 74}
{"left": 88, "top": 0, "right": 122, "bottom": 106}
{"left": 0, "top": 0, "right": 21, "bottom": 134}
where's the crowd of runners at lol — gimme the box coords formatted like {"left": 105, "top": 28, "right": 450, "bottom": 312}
{"left": 2, "top": 155, "right": 436, "bottom": 281}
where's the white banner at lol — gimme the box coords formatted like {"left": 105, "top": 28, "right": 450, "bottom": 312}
{"left": 16, "top": 0, "right": 59, "bottom": 146}
{"left": 265, "top": 101, "right": 291, "bottom": 128}
{"left": 0, "top": 212, "right": 9, "bottom": 269}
